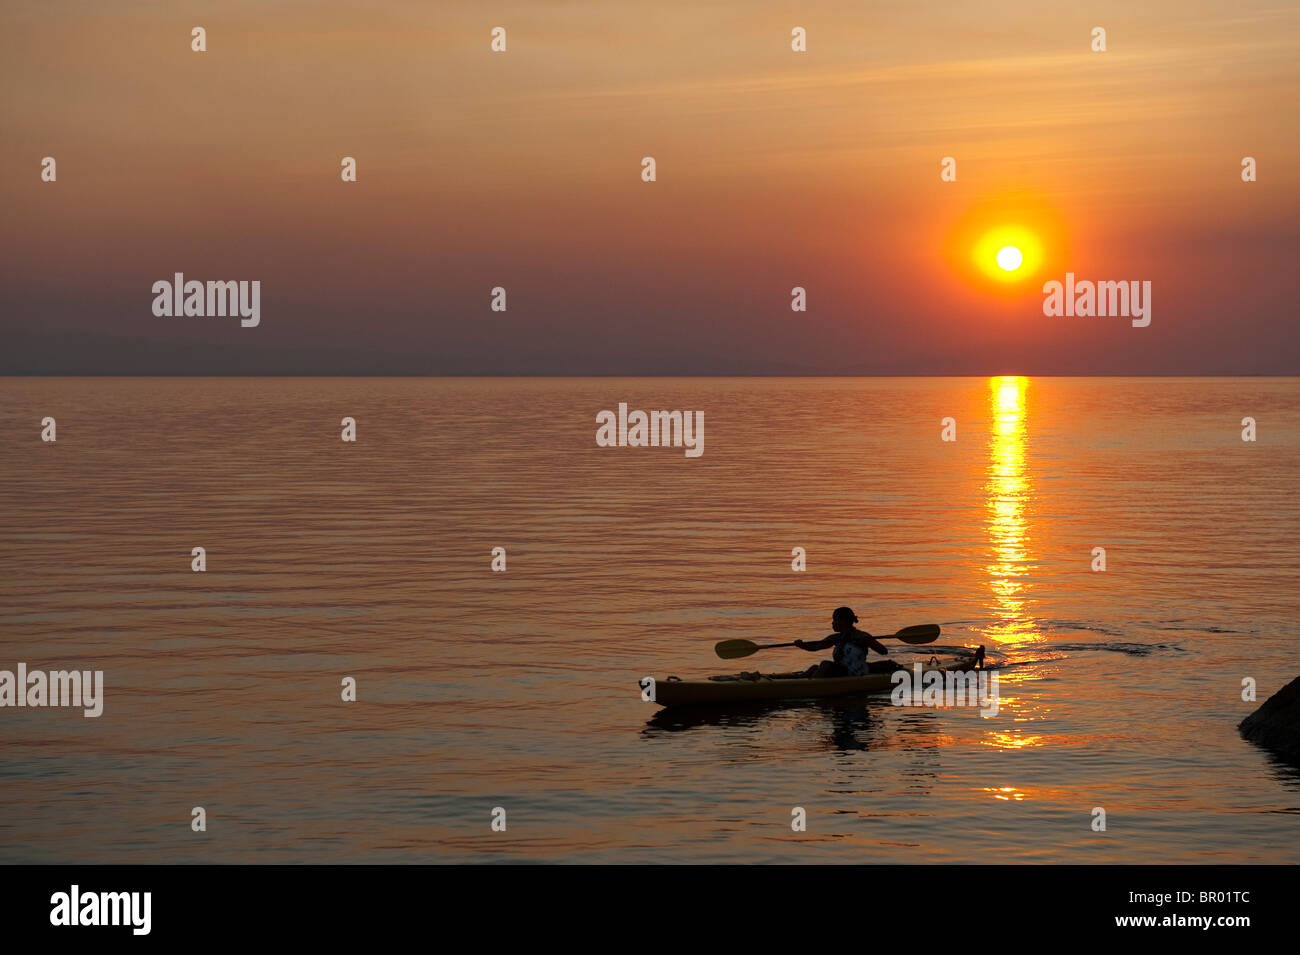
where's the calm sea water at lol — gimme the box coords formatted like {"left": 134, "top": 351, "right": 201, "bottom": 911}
{"left": 1, "top": 377, "right": 1298, "bottom": 863}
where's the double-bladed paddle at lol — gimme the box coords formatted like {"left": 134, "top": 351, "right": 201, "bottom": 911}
{"left": 714, "top": 624, "right": 940, "bottom": 660}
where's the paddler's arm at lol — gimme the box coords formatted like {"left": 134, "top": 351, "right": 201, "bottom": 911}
{"left": 794, "top": 636, "right": 835, "bottom": 651}
{"left": 858, "top": 632, "right": 889, "bottom": 655}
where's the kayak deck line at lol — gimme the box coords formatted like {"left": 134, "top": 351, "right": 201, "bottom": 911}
{"left": 649, "top": 660, "right": 977, "bottom": 709}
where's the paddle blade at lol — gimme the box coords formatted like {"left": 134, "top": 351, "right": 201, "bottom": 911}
{"left": 892, "top": 624, "right": 941, "bottom": 645}
{"left": 714, "top": 639, "right": 761, "bottom": 659}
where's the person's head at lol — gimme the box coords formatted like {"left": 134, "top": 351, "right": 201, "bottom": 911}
{"left": 831, "top": 606, "right": 859, "bottom": 633}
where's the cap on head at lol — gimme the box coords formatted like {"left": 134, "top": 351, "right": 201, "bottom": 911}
{"left": 832, "top": 606, "right": 858, "bottom": 624}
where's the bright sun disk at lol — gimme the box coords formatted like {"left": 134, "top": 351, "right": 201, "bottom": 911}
{"left": 970, "top": 223, "right": 1044, "bottom": 283}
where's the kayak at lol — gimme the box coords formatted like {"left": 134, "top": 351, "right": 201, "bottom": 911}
{"left": 649, "top": 660, "right": 976, "bottom": 709}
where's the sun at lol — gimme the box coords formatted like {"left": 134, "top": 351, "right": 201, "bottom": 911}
{"left": 942, "top": 195, "right": 1067, "bottom": 296}
{"left": 973, "top": 224, "right": 1043, "bottom": 283}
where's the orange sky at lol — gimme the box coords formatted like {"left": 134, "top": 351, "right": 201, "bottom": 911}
{"left": 2, "top": 0, "right": 1297, "bottom": 374}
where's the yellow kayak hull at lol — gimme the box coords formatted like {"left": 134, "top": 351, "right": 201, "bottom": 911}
{"left": 650, "top": 661, "right": 975, "bottom": 708}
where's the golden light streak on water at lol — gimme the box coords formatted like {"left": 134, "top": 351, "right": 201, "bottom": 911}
{"left": 982, "top": 730, "right": 1045, "bottom": 750}
{"left": 984, "top": 375, "right": 1041, "bottom": 645}
{"left": 982, "top": 786, "right": 1030, "bottom": 801}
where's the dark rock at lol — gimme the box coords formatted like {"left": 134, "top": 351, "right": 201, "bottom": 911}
{"left": 1240, "top": 674, "right": 1300, "bottom": 760}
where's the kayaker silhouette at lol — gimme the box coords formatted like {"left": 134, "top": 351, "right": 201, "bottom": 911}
{"left": 794, "top": 607, "right": 894, "bottom": 678}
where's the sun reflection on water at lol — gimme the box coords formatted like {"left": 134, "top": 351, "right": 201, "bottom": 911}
{"left": 984, "top": 376, "right": 1040, "bottom": 645}
{"left": 983, "top": 786, "right": 1029, "bottom": 802}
